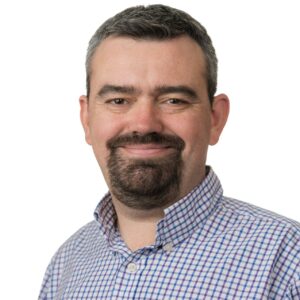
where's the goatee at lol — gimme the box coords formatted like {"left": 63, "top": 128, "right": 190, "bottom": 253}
{"left": 107, "top": 132, "right": 185, "bottom": 209}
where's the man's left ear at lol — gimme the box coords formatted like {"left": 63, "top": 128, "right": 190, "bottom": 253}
{"left": 209, "top": 93, "right": 230, "bottom": 145}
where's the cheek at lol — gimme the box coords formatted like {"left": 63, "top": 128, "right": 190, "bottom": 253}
{"left": 89, "top": 116, "right": 119, "bottom": 165}
{"left": 171, "top": 118, "right": 211, "bottom": 165}
{"left": 89, "top": 112, "right": 120, "bottom": 144}
{"left": 183, "top": 130, "right": 209, "bottom": 156}
{"left": 169, "top": 115, "right": 210, "bottom": 147}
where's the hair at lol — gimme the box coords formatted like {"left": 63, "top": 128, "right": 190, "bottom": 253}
{"left": 86, "top": 4, "right": 218, "bottom": 103}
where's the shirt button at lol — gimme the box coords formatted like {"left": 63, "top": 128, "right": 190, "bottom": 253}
{"left": 163, "top": 242, "right": 173, "bottom": 253}
{"left": 126, "top": 262, "right": 138, "bottom": 274}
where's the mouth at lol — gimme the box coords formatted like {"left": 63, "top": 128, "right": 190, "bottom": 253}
{"left": 120, "top": 143, "right": 174, "bottom": 157}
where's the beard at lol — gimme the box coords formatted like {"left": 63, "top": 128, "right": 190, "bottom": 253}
{"left": 107, "top": 132, "right": 185, "bottom": 209}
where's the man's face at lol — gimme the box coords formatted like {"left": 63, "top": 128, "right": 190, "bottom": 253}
{"left": 80, "top": 35, "right": 228, "bottom": 209}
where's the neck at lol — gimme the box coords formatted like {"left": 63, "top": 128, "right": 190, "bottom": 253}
{"left": 112, "top": 198, "right": 165, "bottom": 251}
{"left": 109, "top": 167, "right": 208, "bottom": 251}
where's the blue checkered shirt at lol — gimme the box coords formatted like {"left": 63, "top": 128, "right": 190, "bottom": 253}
{"left": 39, "top": 169, "right": 300, "bottom": 299}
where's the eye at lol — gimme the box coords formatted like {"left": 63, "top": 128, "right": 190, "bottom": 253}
{"left": 166, "top": 98, "right": 188, "bottom": 105}
{"left": 106, "top": 98, "right": 128, "bottom": 105}
{"left": 159, "top": 97, "right": 192, "bottom": 113}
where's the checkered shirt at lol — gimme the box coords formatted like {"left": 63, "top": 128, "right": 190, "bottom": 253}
{"left": 39, "top": 169, "right": 300, "bottom": 299}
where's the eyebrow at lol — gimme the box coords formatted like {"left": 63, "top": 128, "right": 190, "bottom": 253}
{"left": 97, "top": 84, "right": 198, "bottom": 99}
{"left": 97, "top": 85, "right": 137, "bottom": 97}
{"left": 153, "top": 85, "right": 198, "bottom": 99}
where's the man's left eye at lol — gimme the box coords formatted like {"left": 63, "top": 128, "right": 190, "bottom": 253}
{"left": 167, "top": 98, "right": 187, "bottom": 105}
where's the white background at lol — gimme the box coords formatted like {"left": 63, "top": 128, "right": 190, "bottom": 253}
{"left": 0, "top": 0, "right": 299, "bottom": 299}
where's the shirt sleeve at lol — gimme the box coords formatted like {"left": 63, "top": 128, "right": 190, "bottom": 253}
{"left": 38, "top": 250, "right": 64, "bottom": 300}
{"left": 37, "top": 224, "right": 90, "bottom": 299}
{"left": 38, "top": 260, "right": 55, "bottom": 300}
{"left": 285, "top": 230, "right": 300, "bottom": 300}
{"left": 285, "top": 279, "right": 300, "bottom": 299}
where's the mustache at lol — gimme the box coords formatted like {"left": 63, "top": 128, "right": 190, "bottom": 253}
{"left": 107, "top": 132, "right": 185, "bottom": 151}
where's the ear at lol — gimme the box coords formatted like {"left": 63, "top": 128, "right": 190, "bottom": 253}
{"left": 79, "top": 95, "right": 92, "bottom": 145}
{"left": 209, "top": 93, "right": 230, "bottom": 145}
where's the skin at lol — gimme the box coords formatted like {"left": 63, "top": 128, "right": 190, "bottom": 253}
{"left": 80, "top": 35, "right": 229, "bottom": 250}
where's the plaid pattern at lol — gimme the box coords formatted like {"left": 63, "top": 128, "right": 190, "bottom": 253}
{"left": 39, "top": 169, "right": 300, "bottom": 299}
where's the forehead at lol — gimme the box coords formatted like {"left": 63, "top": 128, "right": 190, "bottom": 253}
{"left": 89, "top": 36, "right": 207, "bottom": 95}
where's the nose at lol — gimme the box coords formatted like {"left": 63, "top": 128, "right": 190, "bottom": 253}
{"left": 126, "top": 98, "right": 163, "bottom": 134}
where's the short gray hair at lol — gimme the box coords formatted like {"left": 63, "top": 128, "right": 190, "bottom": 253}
{"left": 86, "top": 4, "right": 218, "bottom": 103}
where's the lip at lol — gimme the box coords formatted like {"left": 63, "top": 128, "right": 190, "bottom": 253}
{"left": 120, "top": 144, "right": 173, "bottom": 157}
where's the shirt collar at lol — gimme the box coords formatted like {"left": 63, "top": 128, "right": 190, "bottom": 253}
{"left": 156, "top": 167, "right": 223, "bottom": 247}
{"left": 94, "top": 191, "right": 117, "bottom": 245}
{"left": 94, "top": 167, "right": 223, "bottom": 249}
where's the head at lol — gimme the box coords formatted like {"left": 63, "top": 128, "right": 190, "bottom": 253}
{"left": 85, "top": 4, "right": 218, "bottom": 104}
{"left": 80, "top": 5, "right": 229, "bottom": 210}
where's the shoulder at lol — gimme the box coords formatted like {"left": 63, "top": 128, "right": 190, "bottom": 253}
{"left": 221, "top": 196, "right": 300, "bottom": 233}
{"left": 214, "top": 197, "right": 300, "bottom": 296}
{"left": 39, "top": 221, "right": 104, "bottom": 299}
{"left": 52, "top": 220, "right": 104, "bottom": 263}
{"left": 210, "top": 196, "right": 300, "bottom": 266}
{"left": 219, "top": 197, "right": 300, "bottom": 275}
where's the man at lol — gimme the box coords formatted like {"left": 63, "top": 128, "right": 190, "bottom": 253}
{"left": 39, "top": 4, "right": 300, "bottom": 299}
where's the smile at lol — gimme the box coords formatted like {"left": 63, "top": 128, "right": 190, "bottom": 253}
{"left": 120, "top": 144, "right": 174, "bottom": 157}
